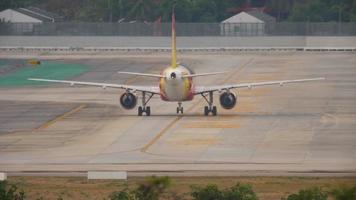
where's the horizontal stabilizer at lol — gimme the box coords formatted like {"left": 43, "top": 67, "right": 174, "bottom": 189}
{"left": 183, "top": 71, "right": 227, "bottom": 78}
{"left": 118, "top": 71, "right": 164, "bottom": 78}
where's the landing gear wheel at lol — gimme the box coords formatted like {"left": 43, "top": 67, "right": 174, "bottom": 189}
{"left": 138, "top": 91, "right": 154, "bottom": 116}
{"left": 138, "top": 106, "right": 143, "bottom": 116}
{"left": 212, "top": 106, "right": 217, "bottom": 116}
{"left": 202, "top": 92, "right": 217, "bottom": 116}
{"left": 176, "top": 107, "right": 183, "bottom": 114}
{"left": 138, "top": 106, "right": 151, "bottom": 116}
{"left": 146, "top": 106, "right": 151, "bottom": 116}
{"left": 176, "top": 102, "right": 184, "bottom": 114}
{"left": 203, "top": 106, "right": 217, "bottom": 116}
{"left": 204, "top": 106, "right": 209, "bottom": 116}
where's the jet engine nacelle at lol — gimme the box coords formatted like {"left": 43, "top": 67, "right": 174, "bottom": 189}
{"left": 219, "top": 92, "right": 237, "bottom": 109}
{"left": 120, "top": 92, "right": 137, "bottom": 110}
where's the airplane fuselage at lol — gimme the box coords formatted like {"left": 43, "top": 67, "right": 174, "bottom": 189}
{"left": 159, "top": 65, "right": 194, "bottom": 102}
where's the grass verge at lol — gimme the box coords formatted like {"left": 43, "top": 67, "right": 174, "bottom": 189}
{"left": 7, "top": 176, "right": 356, "bottom": 200}
{"left": 0, "top": 61, "right": 89, "bottom": 87}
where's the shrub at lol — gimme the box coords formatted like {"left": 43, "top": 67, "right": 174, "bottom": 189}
{"left": 109, "top": 176, "right": 171, "bottom": 200}
{"left": 0, "top": 181, "right": 26, "bottom": 200}
{"left": 330, "top": 186, "right": 356, "bottom": 200}
{"left": 134, "top": 176, "right": 171, "bottom": 200}
{"left": 191, "top": 183, "right": 258, "bottom": 200}
{"left": 224, "top": 183, "right": 258, "bottom": 200}
{"left": 283, "top": 187, "right": 327, "bottom": 200}
{"left": 109, "top": 190, "right": 137, "bottom": 200}
{"left": 191, "top": 184, "right": 223, "bottom": 200}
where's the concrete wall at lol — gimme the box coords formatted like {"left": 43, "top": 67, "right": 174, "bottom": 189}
{"left": 0, "top": 36, "right": 355, "bottom": 49}
{"left": 305, "top": 36, "right": 356, "bottom": 47}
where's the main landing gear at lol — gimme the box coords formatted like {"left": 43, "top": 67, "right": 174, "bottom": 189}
{"left": 138, "top": 91, "right": 154, "bottom": 116}
{"left": 202, "top": 91, "right": 217, "bottom": 116}
{"left": 176, "top": 102, "right": 183, "bottom": 114}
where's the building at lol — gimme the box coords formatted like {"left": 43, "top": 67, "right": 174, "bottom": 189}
{"left": 0, "top": 7, "right": 63, "bottom": 23}
{"left": 0, "top": 7, "right": 63, "bottom": 35}
{"left": 220, "top": 11, "right": 276, "bottom": 36}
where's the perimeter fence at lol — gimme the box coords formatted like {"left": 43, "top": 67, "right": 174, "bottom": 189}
{"left": 1, "top": 22, "right": 356, "bottom": 36}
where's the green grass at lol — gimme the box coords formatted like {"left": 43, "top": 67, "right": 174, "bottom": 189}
{"left": 0, "top": 60, "right": 7, "bottom": 68}
{"left": 0, "top": 61, "right": 90, "bottom": 87}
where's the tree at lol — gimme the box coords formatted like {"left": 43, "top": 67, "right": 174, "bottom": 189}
{"left": 0, "top": 0, "right": 42, "bottom": 10}
{"left": 157, "top": 0, "right": 194, "bottom": 22}
{"left": 287, "top": 0, "right": 355, "bottom": 22}
{"left": 0, "top": 181, "right": 26, "bottom": 200}
{"left": 283, "top": 187, "right": 327, "bottom": 200}
{"left": 127, "top": 0, "right": 155, "bottom": 21}
{"left": 113, "top": 0, "right": 129, "bottom": 21}
{"left": 266, "top": 0, "right": 293, "bottom": 21}
{"left": 330, "top": 186, "right": 356, "bottom": 200}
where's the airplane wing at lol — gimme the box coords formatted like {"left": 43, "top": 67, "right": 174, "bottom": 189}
{"left": 194, "top": 77, "right": 325, "bottom": 94}
{"left": 28, "top": 78, "right": 160, "bottom": 94}
{"left": 118, "top": 71, "right": 164, "bottom": 78}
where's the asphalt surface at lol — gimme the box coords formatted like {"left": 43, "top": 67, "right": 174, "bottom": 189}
{"left": 0, "top": 52, "right": 355, "bottom": 176}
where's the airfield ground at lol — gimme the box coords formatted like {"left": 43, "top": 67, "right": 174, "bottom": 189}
{"left": 0, "top": 51, "right": 355, "bottom": 176}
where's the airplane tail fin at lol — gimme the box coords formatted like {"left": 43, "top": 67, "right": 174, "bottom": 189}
{"left": 171, "top": 11, "right": 177, "bottom": 69}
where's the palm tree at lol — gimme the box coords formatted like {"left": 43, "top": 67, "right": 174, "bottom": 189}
{"left": 157, "top": 0, "right": 175, "bottom": 21}
{"left": 127, "top": 0, "right": 155, "bottom": 21}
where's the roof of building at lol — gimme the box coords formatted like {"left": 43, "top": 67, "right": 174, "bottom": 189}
{"left": 221, "top": 11, "right": 264, "bottom": 23}
{"left": 221, "top": 10, "right": 276, "bottom": 24}
{"left": 0, "top": 7, "right": 64, "bottom": 22}
{"left": 15, "top": 7, "right": 64, "bottom": 22}
{"left": 0, "top": 9, "right": 42, "bottom": 23}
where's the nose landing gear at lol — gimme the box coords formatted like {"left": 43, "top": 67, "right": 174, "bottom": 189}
{"left": 176, "top": 102, "right": 183, "bottom": 114}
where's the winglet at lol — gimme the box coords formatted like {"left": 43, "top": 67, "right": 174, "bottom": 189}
{"left": 171, "top": 9, "right": 177, "bottom": 69}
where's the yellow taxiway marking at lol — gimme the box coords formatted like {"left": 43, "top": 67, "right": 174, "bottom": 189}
{"left": 182, "top": 122, "right": 240, "bottom": 129}
{"left": 140, "top": 116, "right": 182, "bottom": 152}
{"left": 141, "top": 58, "right": 255, "bottom": 153}
{"left": 35, "top": 104, "right": 86, "bottom": 130}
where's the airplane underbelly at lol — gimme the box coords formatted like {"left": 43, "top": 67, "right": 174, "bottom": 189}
{"left": 162, "top": 81, "right": 191, "bottom": 101}
{"left": 165, "top": 83, "right": 185, "bottom": 101}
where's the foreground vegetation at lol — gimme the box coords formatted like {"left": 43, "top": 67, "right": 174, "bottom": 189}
{"left": 1, "top": 176, "right": 356, "bottom": 200}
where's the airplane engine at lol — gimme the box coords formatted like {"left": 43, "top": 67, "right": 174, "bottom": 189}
{"left": 120, "top": 92, "right": 137, "bottom": 109}
{"left": 219, "top": 92, "right": 237, "bottom": 109}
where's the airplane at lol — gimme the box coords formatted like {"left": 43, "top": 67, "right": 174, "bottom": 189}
{"left": 28, "top": 13, "right": 325, "bottom": 116}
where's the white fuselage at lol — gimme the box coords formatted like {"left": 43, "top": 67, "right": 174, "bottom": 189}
{"left": 159, "top": 65, "right": 194, "bottom": 102}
